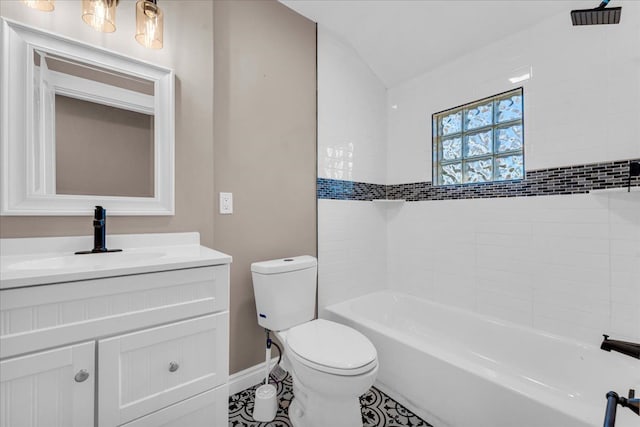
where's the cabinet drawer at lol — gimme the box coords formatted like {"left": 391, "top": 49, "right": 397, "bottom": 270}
{"left": 1, "top": 264, "right": 229, "bottom": 358}
{"left": 98, "top": 313, "right": 229, "bottom": 427}
{"left": 0, "top": 341, "right": 94, "bottom": 427}
{"left": 120, "top": 385, "right": 228, "bottom": 427}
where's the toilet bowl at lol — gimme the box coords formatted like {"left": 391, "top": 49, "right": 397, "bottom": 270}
{"left": 276, "top": 319, "right": 378, "bottom": 427}
{"left": 251, "top": 256, "right": 378, "bottom": 427}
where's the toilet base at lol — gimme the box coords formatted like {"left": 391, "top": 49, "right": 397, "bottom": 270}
{"left": 288, "top": 373, "right": 365, "bottom": 427}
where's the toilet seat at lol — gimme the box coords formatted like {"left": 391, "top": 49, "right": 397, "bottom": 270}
{"left": 286, "top": 319, "right": 377, "bottom": 376}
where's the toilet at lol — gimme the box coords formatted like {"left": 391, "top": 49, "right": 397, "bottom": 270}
{"left": 251, "top": 256, "right": 378, "bottom": 427}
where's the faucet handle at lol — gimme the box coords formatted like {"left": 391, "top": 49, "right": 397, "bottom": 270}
{"left": 602, "top": 334, "right": 610, "bottom": 340}
{"left": 624, "top": 389, "right": 639, "bottom": 416}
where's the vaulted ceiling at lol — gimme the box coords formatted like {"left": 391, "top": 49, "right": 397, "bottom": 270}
{"left": 281, "top": 0, "right": 600, "bottom": 87}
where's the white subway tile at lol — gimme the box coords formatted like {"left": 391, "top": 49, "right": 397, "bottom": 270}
{"left": 531, "top": 222, "right": 610, "bottom": 239}
{"left": 610, "top": 239, "right": 640, "bottom": 256}
{"left": 533, "top": 316, "right": 606, "bottom": 345}
{"left": 476, "top": 289, "right": 533, "bottom": 327}
{"left": 611, "top": 254, "right": 640, "bottom": 273}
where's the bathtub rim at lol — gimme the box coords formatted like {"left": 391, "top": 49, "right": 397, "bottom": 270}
{"left": 323, "top": 290, "right": 638, "bottom": 427}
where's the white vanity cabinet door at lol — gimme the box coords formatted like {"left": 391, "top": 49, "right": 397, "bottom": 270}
{"left": 98, "top": 313, "right": 229, "bottom": 427}
{"left": 120, "top": 385, "right": 228, "bottom": 427}
{"left": 0, "top": 341, "right": 94, "bottom": 427}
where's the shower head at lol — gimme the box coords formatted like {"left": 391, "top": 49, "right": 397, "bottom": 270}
{"left": 571, "top": 0, "right": 621, "bottom": 26}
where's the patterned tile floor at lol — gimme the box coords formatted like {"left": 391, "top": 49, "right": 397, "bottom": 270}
{"left": 229, "top": 374, "right": 433, "bottom": 426}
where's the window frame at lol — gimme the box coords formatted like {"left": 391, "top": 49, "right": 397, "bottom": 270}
{"left": 432, "top": 87, "right": 525, "bottom": 187}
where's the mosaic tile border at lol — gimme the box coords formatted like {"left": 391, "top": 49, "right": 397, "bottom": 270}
{"left": 317, "top": 177, "right": 386, "bottom": 201}
{"left": 317, "top": 159, "right": 640, "bottom": 201}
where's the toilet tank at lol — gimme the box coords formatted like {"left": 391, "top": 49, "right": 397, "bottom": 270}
{"left": 251, "top": 255, "right": 317, "bottom": 331}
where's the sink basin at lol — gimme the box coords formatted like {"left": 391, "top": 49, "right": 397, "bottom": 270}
{"left": 5, "top": 251, "right": 165, "bottom": 271}
{"left": 0, "top": 233, "right": 232, "bottom": 289}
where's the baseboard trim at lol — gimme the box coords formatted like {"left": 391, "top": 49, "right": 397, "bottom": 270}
{"left": 228, "top": 357, "right": 279, "bottom": 396}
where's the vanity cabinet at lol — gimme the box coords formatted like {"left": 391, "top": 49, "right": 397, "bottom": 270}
{"left": 0, "top": 341, "right": 95, "bottom": 427}
{"left": 0, "top": 234, "right": 231, "bottom": 427}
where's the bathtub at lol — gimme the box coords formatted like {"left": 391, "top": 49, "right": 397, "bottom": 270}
{"left": 324, "top": 291, "right": 639, "bottom": 427}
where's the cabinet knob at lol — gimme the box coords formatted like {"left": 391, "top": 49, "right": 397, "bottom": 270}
{"left": 74, "top": 369, "right": 90, "bottom": 383}
{"left": 168, "top": 361, "right": 179, "bottom": 372}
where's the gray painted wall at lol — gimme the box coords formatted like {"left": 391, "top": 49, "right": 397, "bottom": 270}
{"left": 213, "top": 0, "right": 317, "bottom": 374}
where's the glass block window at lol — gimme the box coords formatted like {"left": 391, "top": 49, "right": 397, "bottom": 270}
{"left": 432, "top": 88, "right": 524, "bottom": 186}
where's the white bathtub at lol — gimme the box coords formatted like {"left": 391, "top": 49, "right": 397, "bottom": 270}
{"left": 324, "top": 291, "right": 639, "bottom": 427}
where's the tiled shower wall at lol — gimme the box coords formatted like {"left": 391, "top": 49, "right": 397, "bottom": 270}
{"left": 317, "top": 27, "right": 388, "bottom": 312}
{"left": 318, "top": 4, "right": 640, "bottom": 343}
{"left": 385, "top": 2, "right": 640, "bottom": 343}
{"left": 317, "top": 28, "right": 387, "bottom": 185}
{"left": 387, "top": 195, "right": 639, "bottom": 342}
{"left": 318, "top": 200, "right": 387, "bottom": 309}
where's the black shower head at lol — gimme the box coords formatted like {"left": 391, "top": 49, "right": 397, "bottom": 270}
{"left": 571, "top": 0, "right": 621, "bottom": 26}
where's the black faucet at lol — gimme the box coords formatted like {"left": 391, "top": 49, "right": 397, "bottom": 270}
{"left": 600, "top": 335, "right": 640, "bottom": 360}
{"left": 75, "top": 206, "right": 122, "bottom": 255}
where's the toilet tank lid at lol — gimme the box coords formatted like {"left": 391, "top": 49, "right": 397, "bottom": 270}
{"left": 251, "top": 255, "right": 317, "bottom": 275}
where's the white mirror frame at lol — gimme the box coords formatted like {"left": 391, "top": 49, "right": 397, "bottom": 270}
{"left": 0, "top": 18, "right": 175, "bottom": 216}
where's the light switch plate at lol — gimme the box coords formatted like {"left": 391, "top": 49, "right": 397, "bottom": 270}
{"left": 219, "top": 192, "right": 233, "bottom": 214}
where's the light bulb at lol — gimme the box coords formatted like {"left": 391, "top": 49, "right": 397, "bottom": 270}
{"left": 22, "top": 0, "right": 55, "bottom": 12}
{"left": 82, "top": 0, "right": 118, "bottom": 33}
{"left": 136, "top": 0, "right": 163, "bottom": 49}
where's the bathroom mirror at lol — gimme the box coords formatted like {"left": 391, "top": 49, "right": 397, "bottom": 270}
{"left": 0, "top": 18, "right": 175, "bottom": 215}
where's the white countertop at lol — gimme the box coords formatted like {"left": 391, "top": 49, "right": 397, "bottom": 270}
{"left": 0, "top": 232, "right": 232, "bottom": 289}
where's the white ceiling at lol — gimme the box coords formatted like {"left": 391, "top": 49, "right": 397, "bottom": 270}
{"left": 280, "top": 0, "right": 597, "bottom": 88}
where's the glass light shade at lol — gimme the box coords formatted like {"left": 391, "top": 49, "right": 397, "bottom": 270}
{"left": 135, "top": 0, "right": 163, "bottom": 49}
{"left": 22, "top": 0, "right": 55, "bottom": 12}
{"left": 82, "top": 0, "right": 118, "bottom": 33}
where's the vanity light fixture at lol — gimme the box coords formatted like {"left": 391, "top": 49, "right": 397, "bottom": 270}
{"left": 135, "top": 0, "right": 163, "bottom": 49}
{"left": 21, "top": 0, "right": 55, "bottom": 12}
{"left": 23, "top": 0, "right": 164, "bottom": 49}
{"left": 82, "top": 0, "right": 119, "bottom": 33}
